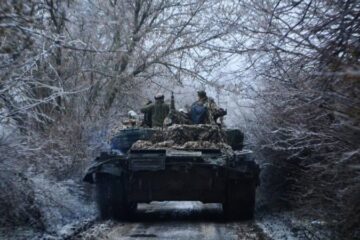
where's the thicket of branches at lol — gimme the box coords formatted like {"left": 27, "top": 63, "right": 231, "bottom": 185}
{"left": 230, "top": 1, "right": 359, "bottom": 238}
{"left": 0, "top": 0, "right": 239, "bottom": 229}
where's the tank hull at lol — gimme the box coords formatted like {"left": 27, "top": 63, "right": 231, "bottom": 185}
{"left": 83, "top": 126, "right": 260, "bottom": 220}
{"left": 126, "top": 163, "right": 228, "bottom": 203}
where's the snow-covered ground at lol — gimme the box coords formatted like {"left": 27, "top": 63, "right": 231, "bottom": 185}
{"left": 0, "top": 177, "right": 96, "bottom": 240}
{"left": 0, "top": 199, "right": 338, "bottom": 240}
{"left": 256, "top": 211, "right": 336, "bottom": 240}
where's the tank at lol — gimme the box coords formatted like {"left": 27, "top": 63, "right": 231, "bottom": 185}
{"left": 83, "top": 124, "right": 260, "bottom": 220}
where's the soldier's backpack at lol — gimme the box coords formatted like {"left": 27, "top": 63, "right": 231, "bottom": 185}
{"left": 190, "top": 102, "right": 207, "bottom": 124}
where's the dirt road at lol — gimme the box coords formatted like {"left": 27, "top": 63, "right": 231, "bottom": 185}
{"left": 76, "top": 201, "right": 267, "bottom": 240}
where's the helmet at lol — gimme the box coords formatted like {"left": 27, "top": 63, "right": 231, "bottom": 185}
{"left": 154, "top": 93, "right": 164, "bottom": 100}
{"left": 197, "top": 90, "right": 207, "bottom": 98}
{"left": 128, "top": 110, "right": 138, "bottom": 119}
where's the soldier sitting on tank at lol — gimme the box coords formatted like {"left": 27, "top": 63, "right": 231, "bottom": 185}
{"left": 164, "top": 92, "right": 193, "bottom": 126}
{"left": 122, "top": 110, "right": 138, "bottom": 128}
{"left": 189, "top": 90, "right": 220, "bottom": 124}
{"left": 141, "top": 93, "right": 170, "bottom": 127}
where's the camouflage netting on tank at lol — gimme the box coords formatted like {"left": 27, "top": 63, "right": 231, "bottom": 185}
{"left": 130, "top": 124, "right": 233, "bottom": 156}
{"left": 150, "top": 124, "right": 227, "bottom": 144}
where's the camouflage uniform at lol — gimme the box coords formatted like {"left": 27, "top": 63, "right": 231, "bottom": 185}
{"left": 141, "top": 100, "right": 153, "bottom": 127}
{"left": 192, "top": 96, "right": 218, "bottom": 124}
{"left": 141, "top": 98, "right": 170, "bottom": 127}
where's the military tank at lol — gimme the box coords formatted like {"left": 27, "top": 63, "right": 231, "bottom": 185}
{"left": 83, "top": 124, "right": 260, "bottom": 220}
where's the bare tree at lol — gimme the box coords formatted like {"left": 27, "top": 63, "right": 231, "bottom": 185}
{"left": 0, "top": 0, "right": 243, "bottom": 229}
{"left": 223, "top": 0, "right": 360, "bottom": 238}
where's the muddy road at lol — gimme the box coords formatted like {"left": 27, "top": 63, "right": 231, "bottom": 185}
{"left": 75, "top": 201, "right": 268, "bottom": 240}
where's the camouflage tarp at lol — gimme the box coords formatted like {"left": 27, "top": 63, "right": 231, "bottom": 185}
{"left": 130, "top": 124, "right": 233, "bottom": 156}
{"left": 131, "top": 140, "right": 175, "bottom": 149}
{"left": 150, "top": 124, "right": 227, "bottom": 144}
{"left": 131, "top": 140, "right": 219, "bottom": 150}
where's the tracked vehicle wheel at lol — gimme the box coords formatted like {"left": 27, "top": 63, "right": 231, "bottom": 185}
{"left": 95, "top": 173, "right": 136, "bottom": 220}
{"left": 223, "top": 179, "right": 256, "bottom": 220}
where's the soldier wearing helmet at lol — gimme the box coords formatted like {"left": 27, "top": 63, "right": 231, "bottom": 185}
{"left": 141, "top": 93, "right": 170, "bottom": 127}
{"left": 190, "top": 90, "right": 219, "bottom": 124}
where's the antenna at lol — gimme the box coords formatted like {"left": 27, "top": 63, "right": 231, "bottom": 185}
{"left": 171, "top": 91, "right": 175, "bottom": 111}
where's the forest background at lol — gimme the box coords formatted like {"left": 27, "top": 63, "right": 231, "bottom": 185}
{"left": 0, "top": 1, "right": 359, "bottom": 239}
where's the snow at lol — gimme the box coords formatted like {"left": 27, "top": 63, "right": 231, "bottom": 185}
{"left": 0, "top": 108, "right": 19, "bottom": 139}
{"left": 256, "top": 213, "right": 299, "bottom": 240}
{"left": 31, "top": 176, "right": 96, "bottom": 238}
{"left": 256, "top": 211, "right": 336, "bottom": 240}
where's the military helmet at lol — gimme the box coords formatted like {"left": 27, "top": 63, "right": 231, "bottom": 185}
{"left": 128, "top": 110, "right": 138, "bottom": 119}
{"left": 154, "top": 93, "right": 164, "bottom": 100}
{"left": 197, "top": 90, "right": 207, "bottom": 98}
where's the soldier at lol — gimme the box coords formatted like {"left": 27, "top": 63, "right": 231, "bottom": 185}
{"left": 122, "top": 110, "right": 138, "bottom": 128}
{"left": 164, "top": 92, "right": 192, "bottom": 126}
{"left": 141, "top": 99, "right": 153, "bottom": 127}
{"left": 190, "top": 90, "right": 219, "bottom": 124}
{"left": 141, "top": 93, "right": 170, "bottom": 127}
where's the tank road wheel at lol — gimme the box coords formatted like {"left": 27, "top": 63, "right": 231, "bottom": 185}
{"left": 95, "top": 173, "right": 136, "bottom": 220}
{"left": 223, "top": 179, "right": 256, "bottom": 221}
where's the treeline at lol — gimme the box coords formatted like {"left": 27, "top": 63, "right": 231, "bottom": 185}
{"left": 236, "top": 1, "right": 359, "bottom": 238}
{"left": 0, "top": 0, "right": 242, "bottom": 230}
